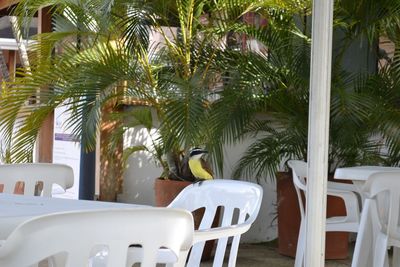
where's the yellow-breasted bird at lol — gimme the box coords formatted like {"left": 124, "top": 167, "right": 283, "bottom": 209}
{"left": 188, "top": 148, "right": 213, "bottom": 180}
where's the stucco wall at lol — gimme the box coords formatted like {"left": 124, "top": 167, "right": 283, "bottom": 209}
{"left": 118, "top": 126, "right": 278, "bottom": 243}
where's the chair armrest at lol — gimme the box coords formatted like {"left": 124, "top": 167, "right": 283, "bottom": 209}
{"left": 126, "top": 224, "right": 254, "bottom": 266}
{"left": 328, "top": 181, "right": 358, "bottom": 192}
{"left": 193, "top": 224, "right": 251, "bottom": 243}
{"left": 327, "top": 189, "right": 360, "bottom": 224}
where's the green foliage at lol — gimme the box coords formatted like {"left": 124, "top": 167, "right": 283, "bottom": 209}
{"left": 232, "top": 0, "right": 400, "bottom": 180}
{"left": 2, "top": 0, "right": 400, "bottom": 184}
{"left": 1, "top": 0, "right": 260, "bottom": 180}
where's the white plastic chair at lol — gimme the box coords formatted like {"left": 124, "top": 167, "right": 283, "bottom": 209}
{"left": 127, "top": 179, "right": 263, "bottom": 267}
{"left": 0, "top": 208, "right": 194, "bottom": 267}
{"left": 352, "top": 171, "right": 400, "bottom": 267}
{"left": 0, "top": 163, "right": 74, "bottom": 197}
{"left": 288, "top": 160, "right": 360, "bottom": 267}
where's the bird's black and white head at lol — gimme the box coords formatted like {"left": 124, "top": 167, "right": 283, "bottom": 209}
{"left": 189, "top": 148, "right": 208, "bottom": 160}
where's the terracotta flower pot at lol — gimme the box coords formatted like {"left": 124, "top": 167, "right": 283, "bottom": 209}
{"left": 154, "top": 178, "right": 220, "bottom": 261}
{"left": 0, "top": 182, "right": 25, "bottom": 194}
{"left": 277, "top": 172, "right": 349, "bottom": 259}
{"left": 154, "top": 179, "right": 193, "bottom": 206}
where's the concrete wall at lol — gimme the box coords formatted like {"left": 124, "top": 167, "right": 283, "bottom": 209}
{"left": 221, "top": 140, "right": 278, "bottom": 243}
{"left": 118, "top": 126, "right": 278, "bottom": 243}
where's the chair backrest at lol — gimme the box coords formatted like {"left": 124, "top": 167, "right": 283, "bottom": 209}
{"left": 363, "top": 171, "right": 400, "bottom": 241}
{"left": 287, "top": 160, "right": 307, "bottom": 218}
{"left": 0, "top": 208, "right": 194, "bottom": 267}
{"left": 0, "top": 163, "right": 74, "bottom": 197}
{"left": 168, "top": 179, "right": 263, "bottom": 266}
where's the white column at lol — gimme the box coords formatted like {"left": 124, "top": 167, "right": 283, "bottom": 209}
{"left": 306, "top": 0, "right": 334, "bottom": 266}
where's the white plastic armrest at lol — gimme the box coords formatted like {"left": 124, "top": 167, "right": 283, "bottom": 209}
{"left": 193, "top": 224, "right": 251, "bottom": 243}
{"left": 327, "top": 189, "right": 360, "bottom": 224}
{"left": 328, "top": 181, "right": 358, "bottom": 193}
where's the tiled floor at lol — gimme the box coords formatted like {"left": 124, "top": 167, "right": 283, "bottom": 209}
{"left": 38, "top": 242, "right": 353, "bottom": 266}
{"left": 202, "top": 242, "right": 352, "bottom": 267}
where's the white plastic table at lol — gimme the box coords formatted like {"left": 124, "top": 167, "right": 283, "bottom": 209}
{"left": 334, "top": 166, "right": 400, "bottom": 181}
{"left": 335, "top": 167, "right": 400, "bottom": 267}
{"left": 0, "top": 193, "right": 144, "bottom": 239}
{"left": 334, "top": 166, "right": 400, "bottom": 195}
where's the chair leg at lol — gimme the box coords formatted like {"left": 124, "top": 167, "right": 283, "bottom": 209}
{"left": 186, "top": 242, "right": 206, "bottom": 267}
{"left": 171, "top": 250, "right": 189, "bottom": 267}
{"left": 373, "top": 232, "right": 388, "bottom": 267}
{"left": 393, "top": 247, "right": 400, "bottom": 267}
{"left": 385, "top": 253, "right": 389, "bottom": 267}
{"left": 295, "top": 220, "right": 305, "bottom": 267}
{"left": 227, "top": 236, "right": 241, "bottom": 267}
{"left": 351, "top": 199, "right": 374, "bottom": 267}
{"left": 49, "top": 253, "right": 67, "bottom": 267}
{"left": 214, "top": 237, "right": 229, "bottom": 267}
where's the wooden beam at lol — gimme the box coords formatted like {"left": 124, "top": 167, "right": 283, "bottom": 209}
{"left": 99, "top": 104, "right": 124, "bottom": 201}
{"left": 0, "top": 6, "right": 38, "bottom": 16}
{"left": 7, "top": 50, "right": 16, "bottom": 81}
{"left": 0, "top": 7, "right": 14, "bottom": 16}
{"left": 37, "top": 6, "right": 54, "bottom": 163}
{"left": 37, "top": 7, "right": 52, "bottom": 33}
{"left": 0, "top": 50, "right": 10, "bottom": 82}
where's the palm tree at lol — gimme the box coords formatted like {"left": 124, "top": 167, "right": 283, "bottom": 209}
{"left": 231, "top": 0, "right": 400, "bottom": 180}
{"left": 3, "top": 0, "right": 400, "bottom": 189}
{"left": 0, "top": 0, "right": 263, "bottom": 188}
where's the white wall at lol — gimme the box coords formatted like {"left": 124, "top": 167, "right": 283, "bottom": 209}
{"left": 118, "top": 127, "right": 162, "bottom": 206}
{"left": 118, "top": 127, "right": 278, "bottom": 243}
{"left": 221, "top": 140, "right": 277, "bottom": 243}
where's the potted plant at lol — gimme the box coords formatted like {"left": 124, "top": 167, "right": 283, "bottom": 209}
{"left": 1, "top": 0, "right": 258, "bottom": 260}
{"left": 120, "top": 104, "right": 210, "bottom": 206}
{"left": 5, "top": 0, "right": 400, "bottom": 260}
{"left": 227, "top": 0, "right": 400, "bottom": 259}
{"left": 2, "top": 0, "right": 253, "bottom": 185}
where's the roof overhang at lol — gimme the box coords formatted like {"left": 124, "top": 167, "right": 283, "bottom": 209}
{"left": 0, "top": 0, "right": 20, "bottom": 11}
{"left": 0, "top": 38, "right": 34, "bottom": 51}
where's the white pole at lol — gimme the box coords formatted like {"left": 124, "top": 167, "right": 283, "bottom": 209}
{"left": 305, "top": 0, "right": 334, "bottom": 266}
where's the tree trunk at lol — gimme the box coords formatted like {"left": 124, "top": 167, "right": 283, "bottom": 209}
{"left": 37, "top": 7, "right": 54, "bottom": 163}
{"left": 99, "top": 104, "right": 124, "bottom": 201}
